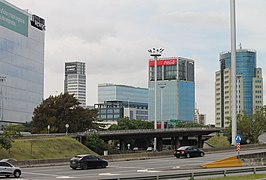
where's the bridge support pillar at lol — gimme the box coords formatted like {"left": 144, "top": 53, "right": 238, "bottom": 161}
{"left": 182, "top": 136, "right": 189, "bottom": 146}
{"left": 120, "top": 140, "right": 126, "bottom": 151}
{"left": 171, "top": 137, "right": 175, "bottom": 150}
{"left": 157, "top": 137, "right": 163, "bottom": 151}
{"left": 171, "top": 136, "right": 180, "bottom": 150}
{"left": 198, "top": 135, "right": 203, "bottom": 148}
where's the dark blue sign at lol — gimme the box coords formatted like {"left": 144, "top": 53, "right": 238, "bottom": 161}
{"left": 235, "top": 134, "right": 241, "bottom": 143}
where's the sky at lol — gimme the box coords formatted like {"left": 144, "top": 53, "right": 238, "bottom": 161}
{"left": 7, "top": 0, "right": 266, "bottom": 125}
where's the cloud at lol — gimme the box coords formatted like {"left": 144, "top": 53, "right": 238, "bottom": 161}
{"left": 7, "top": 0, "right": 266, "bottom": 125}
{"left": 155, "top": 11, "right": 227, "bottom": 27}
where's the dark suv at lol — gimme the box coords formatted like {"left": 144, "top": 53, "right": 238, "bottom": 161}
{"left": 70, "top": 154, "right": 108, "bottom": 170}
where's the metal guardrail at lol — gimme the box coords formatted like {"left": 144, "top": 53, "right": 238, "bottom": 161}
{"left": 99, "top": 166, "right": 266, "bottom": 180}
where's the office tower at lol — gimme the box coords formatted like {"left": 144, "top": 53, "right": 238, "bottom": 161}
{"left": 95, "top": 83, "right": 148, "bottom": 121}
{"left": 215, "top": 49, "right": 263, "bottom": 128}
{"left": 0, "top": 0, "right": 45, "bottom": 124}
{"left": 194, "top": 108, "right": 206, "bottom": 125}
{"left": 148, "top": 57, "right": 195, "bottom": 125}
{"left": 64, "top": 62, "right": 86, "bottom": 107}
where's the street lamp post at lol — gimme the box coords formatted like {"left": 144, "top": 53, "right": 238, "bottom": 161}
{"left": 159, "top": 83, "right": 166, "bottom": 129}
{"left": 65, "top": 124, "right": 69, "bottom": 136}
{"left": 148, "top": 47, "right": 164, "bottom": 151}
{"left": 230, "top": 0, "right": 237, "bottom": 145}
{"left": 0, "top": 76, "right": 6, "bottom": 122}
{"left": 127, "top": 97, "right": 130, "bottom": 119}
{"left": 47, "top": 125, "right": 50, "bottom": 134}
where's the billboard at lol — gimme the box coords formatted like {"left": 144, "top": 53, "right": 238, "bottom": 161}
{"left": 65, "top": 63, "right": 77, "bottom": 74}
{"left": 0, "top": 1, "right": 28, "bottom": 36}
{"left": 149, "top": 58, "right": 177, "bottom": 67}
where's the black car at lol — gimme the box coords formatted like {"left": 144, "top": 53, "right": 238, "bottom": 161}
{"left": 174, "top": 146, "right": 204, "bottom": 158}
{"left": 70, "top": 154, "right": 108, "bottom": 170}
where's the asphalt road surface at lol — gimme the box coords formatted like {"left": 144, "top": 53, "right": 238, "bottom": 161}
{"left": 4, "top": 148, "right": 266, "bottom": 180}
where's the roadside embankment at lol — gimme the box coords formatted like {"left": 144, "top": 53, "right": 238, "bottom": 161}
{"left": 8, "top": 142, "right": 266, "bottom": 168}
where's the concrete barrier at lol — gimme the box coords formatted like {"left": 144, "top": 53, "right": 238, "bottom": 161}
{"left": 201, "top": 151, "right": 266, "bottom": 168}
{"left": 201, "top": 156, "right": 243, "bottom": 168}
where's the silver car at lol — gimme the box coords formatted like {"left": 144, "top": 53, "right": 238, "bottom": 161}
{"left": 0, "top": 159, "right": 21, "bottom": 178}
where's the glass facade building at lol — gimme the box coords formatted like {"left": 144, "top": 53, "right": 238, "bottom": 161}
{"left": 96, "top": 84, "right": 148, "bottom": 121}
{"left": 0, "top": 0, "right": 45, "bottom": 124}
{"left": 215, "top": 49, "right": 263, "bottom": 128}
{"left": 148, "top": 57, "right": 195, "bottom": 123}
{"left": 64, "top": 62, "right": 86, "bottom": 107}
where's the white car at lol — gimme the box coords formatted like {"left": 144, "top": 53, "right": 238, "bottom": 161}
{"left": 133, "top": 147, "right": 138, "bottom": 151}
{"left": 0, "top": 159, "right": 21, "bottom": 178}
{"left": 147, "top": 147, "right": 153, "bottom": 151}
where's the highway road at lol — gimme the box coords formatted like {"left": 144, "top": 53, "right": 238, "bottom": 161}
{"left": 7, "top": 148, "right": 266, "bottom": 180}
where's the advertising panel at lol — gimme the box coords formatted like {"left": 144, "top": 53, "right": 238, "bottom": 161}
{"left": 65, "top": 63, "right": 77, "bottom": 74}
{"left": 149, "top": 59, "right": 177, "bottom": 66}
{"left": 0, "top": 1, "right": 28, "bottom": 36}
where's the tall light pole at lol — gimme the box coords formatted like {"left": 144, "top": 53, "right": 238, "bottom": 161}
{"left": 0, "top": 76, "right": 6, "bottom": 122}
{"left": 148, "top": 47, "right": 164, "bottom": 151}
{"left": 127, "top": 97, "right": 130, "bottom": 119}
{"left": 65, "top": 124, "right": 69, "bottom": 136}
{"left": 159, "top": 83, "right": 166, "bottom": 129}
{"left": 230, "top": 0, "right": 237, "bottom": 145}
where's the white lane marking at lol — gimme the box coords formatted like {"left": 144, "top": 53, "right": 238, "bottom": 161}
{"left": 23, "top": 172, "right": 58, "bottom": 177}
{"left": 110, "top": 165, "right": 143, "bottom": 169}
{"left": 99, "top": 173, "right": 121, "bottom": 176}
{"left": 137, "top": 169, "right": 161, "bottom": 173}
{"left": 173, "top": 166, "right": 180, "bottom": 169}
{"left": 24, "top": 172, "right": 76, "bottom": 179}
{"left": 56, "top": 176, "right": 74, "bottom": 179}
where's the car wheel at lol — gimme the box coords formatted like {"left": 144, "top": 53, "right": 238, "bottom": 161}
{"left": 14, "top": 170, "right": 21, "bottom": 178}
{"left": 82, "top": 163, "right": 88, "bottom": 170}
{"left": 101, "top": 163, "right": 107, "bottom": 168}
{"left": 200, "top": 152, "right": 204, "bottom": 157}
{"left": 186, "top": 153, "right": 190, "bottom": 158}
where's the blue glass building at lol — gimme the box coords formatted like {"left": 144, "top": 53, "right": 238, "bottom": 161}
{"left": 95, "top": 84, "right": 148, "bottom": 121}
{"left": 148, "top": 57, "right": 195, "bottom": 124}
{"left": 215, "top": 49, "right": 263, "bottom": 127}
{"left": 0, "top": 0, "right": 45, "bottom": 124}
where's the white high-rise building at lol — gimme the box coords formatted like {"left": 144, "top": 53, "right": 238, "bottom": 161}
{"left": 64, "top": 62, "right": 86, "bottom": 107}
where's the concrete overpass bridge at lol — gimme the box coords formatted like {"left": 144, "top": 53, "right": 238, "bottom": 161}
{"left": 77, "top": 127, "right": 221, "bottom": 151}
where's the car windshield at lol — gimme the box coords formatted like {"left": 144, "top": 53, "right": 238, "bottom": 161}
{"left": 177, "top": 146, "right": 190, "bottom": 150}
{"left": 75, "top": 155, "right": 86, "bottom": 158}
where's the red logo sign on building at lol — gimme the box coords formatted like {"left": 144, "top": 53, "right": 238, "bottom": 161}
{"left": 149, "top": 59, "right": 177, "bottom": 67}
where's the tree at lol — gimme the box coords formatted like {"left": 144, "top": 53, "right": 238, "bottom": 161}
{"left": 32, "top": 93, "right": 98, "bottom": 133}
{"left": 175, "top": 122, "right": 206, "bottom": 128}
{"left": 225, "top": 106, "right": 266, "bottom": 144}
{"left": 3, "top": 124, "right": 24, "bottom": 138}
{"left": 0, "top": 136, "right": 12, "bottom": 151}
{"left": 84, "top": 133, "right": 110, "bottom": 155}
{"left": 109, "top": 118, "right": 153, "bottom": 130}
{"left": 0, "top": 124, "right": 24, "bottom": 152}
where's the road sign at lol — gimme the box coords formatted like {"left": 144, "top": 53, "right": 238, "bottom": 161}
{"left": 235, "top": 134, "right": 241, "bottom": 143}
{"left": 236, "top": 143, "right": 240, "bottom": 152}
